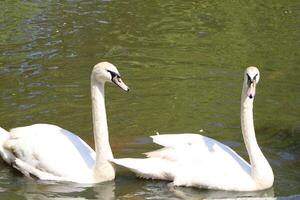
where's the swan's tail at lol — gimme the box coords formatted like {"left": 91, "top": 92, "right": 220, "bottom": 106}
{"left": 0, "top": 127, "right": 12, "bottom": 164}
{"left": 112, "top": 158, "right": 173, "bottom": 180}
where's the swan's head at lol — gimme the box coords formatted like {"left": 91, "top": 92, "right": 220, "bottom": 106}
{"left": 92, "top": 62, "right": 129, "bottom": 92}
{"left": 244, "top": 66, "right": 260, "bottom": 99}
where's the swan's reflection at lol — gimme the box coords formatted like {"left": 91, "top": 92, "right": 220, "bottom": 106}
{"left": 169, "top": 184, "right": 274, "bottom": 199}
{"left": 18, "top": 179, "right": 115, "bottom": 200}
{"left": 116, "top": 177, "right": 275, "bottom": 200}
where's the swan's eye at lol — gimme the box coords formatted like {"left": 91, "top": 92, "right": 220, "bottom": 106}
{"left": 253, "top": 74, "right": 258, "bottom": 80}
{"left": 106, "top": 70, "right": 120, "bottom": 80}
{"left": 247, "top": 73, "right": 252, "bottom": 85}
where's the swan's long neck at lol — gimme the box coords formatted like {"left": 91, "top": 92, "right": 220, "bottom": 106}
{"left": 91, "top": 77, "right": 115, "bottom": 180}
{"left": 241, "top": 84, "right": 273, "bottom": 188}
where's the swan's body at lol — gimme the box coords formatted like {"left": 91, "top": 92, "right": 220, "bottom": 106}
{"left": 0, "top": 62, "right": 129, "bottom": 183}
{"left": 113, "top": 67, "right": 274, "bottom": 191}
{"left": 0, "top": 124, "right": 97, "bottom": 182}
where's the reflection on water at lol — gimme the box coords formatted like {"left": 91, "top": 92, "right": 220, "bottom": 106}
{"left": 0, "top": 0, "right": 299, "bottom": 199}
{"left": 115, "top": 178, "right": 275, "bottom": 200}
{"left": 0, "top": 166, "right": 115, "bottom": 200}
{"left": 170, "top": 185, "right": 274, "bottom": 200}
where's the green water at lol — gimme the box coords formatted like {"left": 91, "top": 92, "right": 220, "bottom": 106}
{"left": 0, "top": 0, "right": 299, "bottom": 199}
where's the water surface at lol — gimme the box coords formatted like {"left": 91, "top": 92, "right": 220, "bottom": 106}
{"left": 0, "top": 0, "right": 299, "bottom": 199}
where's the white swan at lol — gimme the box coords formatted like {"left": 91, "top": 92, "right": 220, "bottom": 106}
{"left": 113, "top": 66, "right": 274, "bottom": 191}
{"left": 0, "top": 62, "right": 129, "bottom": 183}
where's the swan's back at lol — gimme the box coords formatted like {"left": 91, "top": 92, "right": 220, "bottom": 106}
{"left": 148, "top": 134, "right": 249, "bottom": 168}
{"left": 113, "top": 133, "right": 255, "bottom": 190}
{"left": 4, "top": 124, "right": 96, "bottom": 182}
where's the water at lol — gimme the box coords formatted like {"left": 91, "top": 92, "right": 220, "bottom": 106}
{"left": 0, "top": 0, "right": 299, "bottom": 199}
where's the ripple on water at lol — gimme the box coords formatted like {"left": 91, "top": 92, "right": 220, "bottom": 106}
{"left": 0, "top": 0, "right": 299, "bottom": 199}
{"left": 277, "top": 151, "right": 297, "bottom": 161}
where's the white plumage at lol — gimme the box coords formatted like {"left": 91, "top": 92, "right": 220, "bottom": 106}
{"left": 1, "top": 124, "right": 95, "bottom": 182}
{"left": 113, "top": 66, "right": 274, "bottom": 191}
{"left": 0, "top": 62, "right": 129, "bottom": 183}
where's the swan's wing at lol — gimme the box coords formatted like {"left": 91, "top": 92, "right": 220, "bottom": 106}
{"left": 4, "top": 124, "right": 96, "bottom": 181}
{"left": 147, "top": 133, "right": 214, "bottom": 161}
{"left": 151, "top": 133, "right": 212, "bottom": 147}
{"left": 147, "top": 134, "right": 247, "bottom": 165}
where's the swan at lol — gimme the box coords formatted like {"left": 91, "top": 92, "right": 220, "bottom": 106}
{"left": 113, "top": 66, "right": 274, "bottom": 191}
{"left": 0, "top": 62, "right": 129, "bottom": 183}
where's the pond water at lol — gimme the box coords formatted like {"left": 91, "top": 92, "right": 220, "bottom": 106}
{"left": 0, "top": 0, "right": 299, "bottom": 199}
